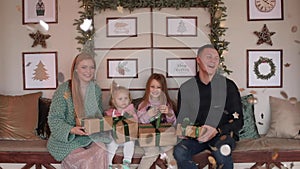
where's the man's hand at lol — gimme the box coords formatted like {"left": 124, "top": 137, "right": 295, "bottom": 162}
{"left": 197, "top": 125, "right": 218, "bottom": 142}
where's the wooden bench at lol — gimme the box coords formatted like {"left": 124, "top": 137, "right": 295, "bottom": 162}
{"left": 0, "top": 140, "right": 60, "bottom": 169}
{"left": 192, "top": 137, "right": 300, "bottom": 169}
{"left": 1, "top": 97, "right": 299, "bottom": 169}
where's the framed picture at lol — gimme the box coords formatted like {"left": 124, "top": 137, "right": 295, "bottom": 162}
{"left": 107, "top": 59, "right": 138, "bottom": 78}
{"left": 166, "top": 17, "right": 197, "bottom": 37}
{"left": 22, "top": 52, "right": 58, "bottom": 90}
{"left": 23, "top": 0, "right": 58, "bottom": 24}
{"left": 247, "top": 0, "right": 283, "bottom": 21}
{"left": 166, "top": 58, "right": 197, "bottom": 77}
{"left": 247, "top": 49, "right": 282, "bottom": 88}
{"left": 106, "top": 17, "right": 137, "bottom": 37}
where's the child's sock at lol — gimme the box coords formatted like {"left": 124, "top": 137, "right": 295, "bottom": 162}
{"left": 122, "top": 159, "right": 131, "bottom": 169}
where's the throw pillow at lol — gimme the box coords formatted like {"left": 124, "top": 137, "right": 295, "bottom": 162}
{"left": 239, "top": 94, "right": 260, "bottom": 139}
{"left": 36, "top": 97, "right": 52, "bottom": 139}
{"left": 266, "top": 96, "right": 300, "bottom": 139}
{"left": 0, "top": 92, "right": 42, "bottom": 140}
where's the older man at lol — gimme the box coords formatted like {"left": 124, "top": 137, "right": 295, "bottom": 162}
{"left": 173, "top": 44, "right": 243, "bottom": 169}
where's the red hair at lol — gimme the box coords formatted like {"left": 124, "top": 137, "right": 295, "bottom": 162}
{"left": 138, "top": 73, "right": 177, "bottom": 113}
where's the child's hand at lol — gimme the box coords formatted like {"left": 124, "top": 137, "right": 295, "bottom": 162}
{"left": 159, "top": 105, "right": 169, "bottom": 115}
{"left": 147, "top": 107, "right": 159, "bottom": 117}
{"left": 126, "top": 110, "right": 136, "bottom": 116}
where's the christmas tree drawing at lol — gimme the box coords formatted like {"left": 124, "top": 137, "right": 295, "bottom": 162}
{"left": 32, "top": 60, "right": 49, "bottom": 81}
{"left": 177, "top": 20, "right": 187, "bottom": 34}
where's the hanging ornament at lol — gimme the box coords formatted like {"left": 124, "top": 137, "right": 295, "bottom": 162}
{"left": 117, "top": 5, "right": 124, "bottom": 13}
{"left": 29, "top": 30, "right": 51, "bottom": 48}
{"left": 214, "top": 9, "right": 222, "bottom": 19}
{"left": 254, "top": 24, "right": 276, "bottom": 46}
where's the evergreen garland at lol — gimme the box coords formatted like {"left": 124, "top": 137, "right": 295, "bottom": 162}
{"left": 253, "top": 56, "right": 276, "bottom": 80}
{"left": 74, "top": 0, "right": 231, "bottom": 74}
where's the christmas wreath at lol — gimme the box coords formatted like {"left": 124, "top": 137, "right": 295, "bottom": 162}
{"left": 253, "top": 56, "right": 276, "bottom": 80}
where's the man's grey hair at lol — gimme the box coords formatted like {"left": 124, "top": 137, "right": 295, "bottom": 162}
{"left": 196, "top": 44, "right": 216, "bottom": 57}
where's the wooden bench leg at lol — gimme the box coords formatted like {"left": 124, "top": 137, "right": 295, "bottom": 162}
{"left": 35, "top": 164, "right": 42, "bottom": 169}
{"left": 250, "top": 162, "right": 265, "bottom": 169}
{"left": 22, "top": 163, "right": 35, "bottom": 169}
{"left": 43, "top": 163, "right": 57, "bottom": 169}
{"left": 273, "top": 162, "right": 283, "bottom": 169}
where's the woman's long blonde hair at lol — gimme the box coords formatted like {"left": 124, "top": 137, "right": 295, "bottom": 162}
{"left": 70, "top": 53, "right": 96, "bottom": 125}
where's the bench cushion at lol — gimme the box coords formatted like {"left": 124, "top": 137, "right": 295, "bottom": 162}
{"left": 235, "top": 136, "right": 300, "bottom": 151}
{"left": 0, "top": 140, "right": 48, "bottom": 152}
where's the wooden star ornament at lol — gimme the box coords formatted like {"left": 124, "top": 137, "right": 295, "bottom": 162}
{"left": 29, "top": 30, "right": 51, "bottom": 48}
{"left": 254, "top": 24, "right": 275, "bottom": 46}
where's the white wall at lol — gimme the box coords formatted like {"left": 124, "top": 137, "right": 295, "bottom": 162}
{"left": 0, "top": 0, "right": 300, "bottom": 168}
{"left": 224, "top": 0, "right": 300, "bottom": 134}
{"left": 0, "top": 0, "right": 80, "bottom": 98}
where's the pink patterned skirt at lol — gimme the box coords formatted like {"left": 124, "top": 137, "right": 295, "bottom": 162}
{"left": 61, "top": 142, "right": 108, "bottom": 169}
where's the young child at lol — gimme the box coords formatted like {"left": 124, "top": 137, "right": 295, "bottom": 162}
{"left": 137, "top": 73, "right": 177, "bottom": 169}
{"left": 105, "top": 81, "right": 138, "bottom": 169}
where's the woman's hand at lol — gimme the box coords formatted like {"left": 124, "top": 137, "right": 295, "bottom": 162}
{"left": 70, "top": 126, "right": 88, "bottom": 136}
{"left": 197, "top": 125, "right": 218, "bottom": 143}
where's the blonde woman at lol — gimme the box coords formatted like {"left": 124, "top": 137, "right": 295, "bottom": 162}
{"left": 47, "top": 53, "right": 111, "bottom": 169}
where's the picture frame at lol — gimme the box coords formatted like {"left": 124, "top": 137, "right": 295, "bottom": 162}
{"left": 247, "top": 0, "right": 283, "bottom": 21}
{"left": 22, "top": 52, "right": 58, "bottom": 90}
{"left": 166, "top": 16, "right": 197, "bottom": 37}
{"left": 22, "top": 0, "right": 58, "bottom": 24}
{"left": 247, "top": 49, "right": 282, "bottom": 88}
{"left": 106, "top": 17, "right": 137, "bottom": 37}
{"left": 107, "top": 59, "right": 138, "bottom": 78}
{"left": 166, "top": 58, "right": 197, "bottom": 77}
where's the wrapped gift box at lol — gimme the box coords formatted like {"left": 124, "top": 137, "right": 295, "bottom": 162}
{"left": 138, "top": 123, "right": 177, "bottom": 147}
{"left": 108, "top": 117, "right": 138, "bottom": 144}
{"left": 176, "top": 124, "right": 202, "bottom": 138}
{"left": 81, "top": 116, "right": 113, "bottom": 134}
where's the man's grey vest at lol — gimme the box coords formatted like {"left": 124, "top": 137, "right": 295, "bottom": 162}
{"left": 177, "top": 74, "right": 227, "bottom": 128}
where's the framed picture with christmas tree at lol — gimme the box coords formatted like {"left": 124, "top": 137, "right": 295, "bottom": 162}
{"left": 247, "top": 49, "right": 282, "bottom": 88}
{"left": 23, "top": 0, "right": 58, "bottom": 24}
{"left": 166, "top": 16, "right": 197, "bottom": 37}
{"left": 22, "top": 52, "right": 58, "bottom": 90}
